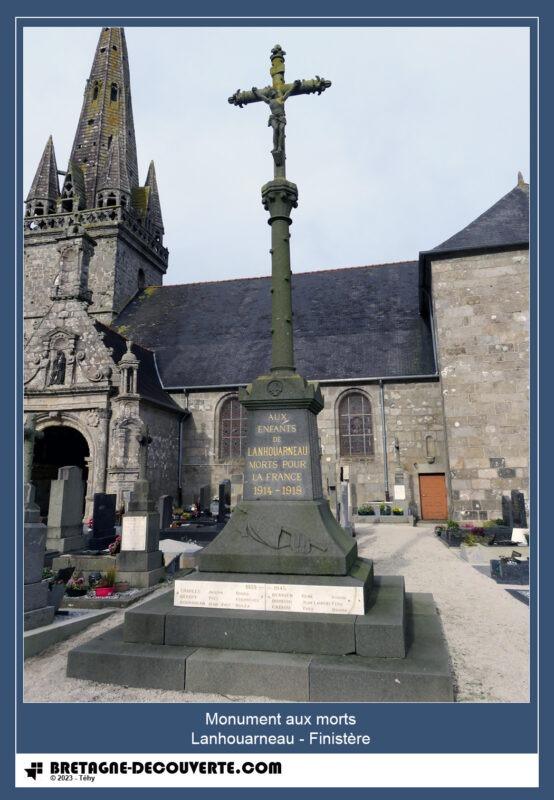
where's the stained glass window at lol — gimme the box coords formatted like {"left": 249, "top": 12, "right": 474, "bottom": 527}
{"left": 219, "top": 397, "right": 248, "bottom": 460}
{"left": 338, "top": 392, "right": 373, "bottom": 457}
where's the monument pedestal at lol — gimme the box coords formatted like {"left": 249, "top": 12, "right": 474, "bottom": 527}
{"left": 67, "top": 576, "right": 452, "bottom": 700}
{"left": 68, "top": 376, "right": 453, "bottom": 701}
{"left": 24, "top": 485, "right": 55, "bottom": 631}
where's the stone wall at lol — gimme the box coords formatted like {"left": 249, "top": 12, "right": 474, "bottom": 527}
{"left": 24, "top": 222, "right": 166, "bottom": 333}
{"left": 176, "top": 381, "right": 445, "bottom": 517}
{"left": 24, "top": 238, "right": 60, "bottom": 341}
{"left": 431, "top": 248, "right": 530, "bottom": 521}
{"left": 176, "top": 391, "right": 243, "bottom": 507}
{"left": 140, "top": 403, "right": 181, "bottom": 503}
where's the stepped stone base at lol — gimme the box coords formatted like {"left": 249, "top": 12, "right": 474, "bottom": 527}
{"left": 115, "top": 567, "right": 166, "bottom": 589}
{"left": 67, "top": 583, "right": 453, "bottom": 702}
{"left": 25, "top": 604, "right": 55, "bottom": 632}
{"left": 46, "top": 535, "right": 90, "bottom": 554}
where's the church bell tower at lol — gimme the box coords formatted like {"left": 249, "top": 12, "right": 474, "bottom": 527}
{"left": 24, "top": 27, "right": 168, "bottom": 337}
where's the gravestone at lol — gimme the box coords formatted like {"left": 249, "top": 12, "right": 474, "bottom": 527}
{"left": 217, "top": 480, "right": 230, "bottom": 523}
{"left": 199, "top": 485, "right": 211, "bottom": 513}
{"left": 88, "top": 493, "right": 116, "bottom": 550}
{"left": 116, "top": 479, "right": 165, "bottom": 588}
{"left": 511, "top": 490, "right": 527, "bottom": 528}
{"left": 24, "top": 483, "right": 56, "bottom": 630}
{"left": 501, "top": 495, "right": 513, "bottom": 528}
{"left": 46, "top": 466, "right": 89, "bottom": 553}
{"left": 339, "top": 481, "right": 353, "bottom": 536}
{"left": 159, "top": 494, "right": 173, "bottom": 531}
{"left": 23, "top": 416, "right": 55, "bottom": 630}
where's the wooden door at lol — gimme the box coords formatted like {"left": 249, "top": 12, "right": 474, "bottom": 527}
{"left": 419, "top": 474, "right": 448, "bottom": 520}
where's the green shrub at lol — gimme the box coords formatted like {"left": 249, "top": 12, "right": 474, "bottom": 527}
{"left": 357, "top": 504, "right": 375, "bottom": 516}
{"left": 447, "top": 519, "right": 460, "bottom": 530}
{"left": 392, "top": 506, "right": 404, "bottom": 515}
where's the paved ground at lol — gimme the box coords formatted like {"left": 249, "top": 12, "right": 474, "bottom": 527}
{"left": 24, "top": 523, "right": 529, "bottom": 703}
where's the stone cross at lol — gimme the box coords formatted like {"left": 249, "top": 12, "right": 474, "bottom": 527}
{"left": 228, "top": 44, "right": 331, "bottom": 177}
{"left": 228, "top": 45, "right": 331, "bottom": 373}
{"left": 23, "top": 414, "right": 43, "bottom": 486}
{"left": 136, "top": 425, "right": 152, "bottom": 480}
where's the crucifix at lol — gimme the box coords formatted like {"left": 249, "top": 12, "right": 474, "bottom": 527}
{"left": 229, "top": 44, "right": 331, "bottom": 177}
{"left": 229, "top": 45, "right": 331, "bottom": 373}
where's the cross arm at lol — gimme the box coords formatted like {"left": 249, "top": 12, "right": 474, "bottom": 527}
{"left": 228, "top": 76, "right": 332, "bottom": 108}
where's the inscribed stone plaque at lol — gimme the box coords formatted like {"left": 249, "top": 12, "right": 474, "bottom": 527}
{"left": 243, "top": 408, "right": 323, "bottom": 501}
{"left": 121, "top": 516, "right": 148, "bottom": 551}
{"left": 393, "top": 485, "right": 406, "bottom": 500}
{"left": 174, "top": 578, "right": 364, "bottom": 615}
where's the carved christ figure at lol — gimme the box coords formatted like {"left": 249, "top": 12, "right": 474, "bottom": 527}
{"left": 252, "top": 79, "right": 301, "bottom": 155}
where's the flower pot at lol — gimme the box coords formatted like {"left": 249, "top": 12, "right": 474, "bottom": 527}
{"left": 94, "top": 587, "right": 115, "bottom": 597}
{"left": 66, "top": 588, "right": 87, "bottom": 597}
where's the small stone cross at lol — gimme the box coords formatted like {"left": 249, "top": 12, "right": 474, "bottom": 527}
{"left": 136, "top": 425, "right": 153, "bottom": 480}
{"left": 23, "top": 413, "right": 43, "bottom": 486}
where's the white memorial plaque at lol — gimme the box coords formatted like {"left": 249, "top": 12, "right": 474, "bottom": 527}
{"left": 393, "top": 485, "right": 406, "bottom": 500}
{"left": 174, "top": 580, "right": 266, "bottom": 611}
{"left": 174, "top": 579, "right": 364, "bottom": 615}
{"left": 121, "top": 516, "right": 148, "bottom": 551}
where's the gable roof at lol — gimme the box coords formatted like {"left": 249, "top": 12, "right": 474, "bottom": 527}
{"left": 94, "top": 322, "right": 181, "bottom": 411}
{"left": 113, "top": 261, "right": 437, "bottom": 389}
{"left": 418, "top": 181, "right": 529, "bottom": 313}
{"left": 430, "top": 182, "right": 529, "bottom": 257}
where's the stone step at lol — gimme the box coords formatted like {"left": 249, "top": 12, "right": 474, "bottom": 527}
{"left": 66, "top": 593, "right": 452, "bottom": 702}
{"left": 122, "top": 575, "right": 405, "bottom": 657}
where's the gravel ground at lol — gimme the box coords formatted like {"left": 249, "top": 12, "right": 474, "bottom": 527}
{"left": 24, "top": 523, "right": 529, "bottom": 703}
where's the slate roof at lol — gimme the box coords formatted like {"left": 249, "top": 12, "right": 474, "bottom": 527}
{"left": 94, "top": 322, "right": 181, "bottom": 411}
{"left": 113, "top": 261, "right": 436, "bottom": 389}
{"left": 429, "top": 183, "right": 529, "bottom": 257}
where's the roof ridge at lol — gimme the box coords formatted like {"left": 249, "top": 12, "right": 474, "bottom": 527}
{"left": 154, "top": 259, "right": 418, "bottom": 290}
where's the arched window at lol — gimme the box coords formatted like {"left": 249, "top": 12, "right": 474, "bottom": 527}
{"left": 106, "top": 192, "right": 117, "bottom": 207}
{"left": 219, "top": 396, "right": 248, "bottom": 460}
{"left": 137, "top": 269, "right": 145, "bottom": 290}
{"left": 92, "top": 82, "right": 99, "bottom": 101}
{"left": 338, "top": 391, "right": 374, "bottom": 457}
{"left": 110, "top": 83, "right": 118, "bottom": 102}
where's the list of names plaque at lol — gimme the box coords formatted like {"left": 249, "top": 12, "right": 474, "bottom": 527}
{"left": 174, "top": 578, "right": 364, "bottom": 615}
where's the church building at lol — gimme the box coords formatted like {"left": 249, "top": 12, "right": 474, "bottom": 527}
{"left": 23, "top": 27, "right": 530, "bottom": 524}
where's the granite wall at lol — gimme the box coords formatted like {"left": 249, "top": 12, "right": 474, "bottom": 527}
{"left": 431, "top": 248, "right": 530, "bottom": 521}
{"left": 176, "top": 381, "right": 446, "bottom": 518}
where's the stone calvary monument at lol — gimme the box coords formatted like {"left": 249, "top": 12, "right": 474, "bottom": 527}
{"left": 68, "top": 45, "right": 453, "bottom": 701}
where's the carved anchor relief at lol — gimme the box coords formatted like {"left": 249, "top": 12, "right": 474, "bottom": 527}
{"left": 237, "top": 508, "right": 327, "bottom": 554}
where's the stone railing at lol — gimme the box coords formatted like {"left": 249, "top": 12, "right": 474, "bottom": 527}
{"left": 23, "top": 205, "right": 168, "bottom": 265}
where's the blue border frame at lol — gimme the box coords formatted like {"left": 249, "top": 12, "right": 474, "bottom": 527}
{"left": 3, "top": 2, "right": 549, "bottom": 797}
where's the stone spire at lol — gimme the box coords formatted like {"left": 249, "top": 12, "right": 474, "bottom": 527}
{"left": 25, "top": 135, "right": 60, "bottom": 216}
{"left": 64, "top": 27, "right": 139, "bottom": 209}
{"left": 145, "top": 161, "right": 164, "bottom": 236}
{"left": 97, "top": 133, "right": 131, "bottom": 204}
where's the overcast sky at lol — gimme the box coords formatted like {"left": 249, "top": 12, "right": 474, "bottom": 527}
{"left": 23, "top": 25, "right": 529, "bottom": 284}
